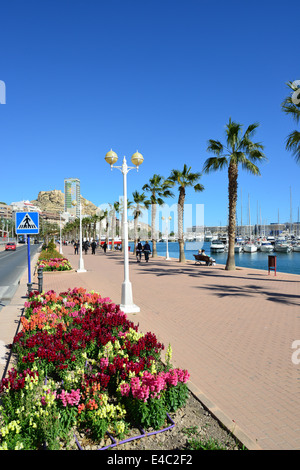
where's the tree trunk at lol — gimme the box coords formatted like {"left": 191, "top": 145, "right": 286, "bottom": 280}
{"left": 111, "top": 210, "right": 116, "bottom": 251}
{"left": 133, "top": 215, "right": 138, "bottom": 254}
{"left": 225, "top": 162, "right": 238, "bottom": 270}
{"left": 178, "top": 188, "right": 186, "bottom": 262}
{"left": 151, "top": 203, "right": 157, "bottom": 257}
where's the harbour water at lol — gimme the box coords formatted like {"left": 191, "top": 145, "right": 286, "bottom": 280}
{"left": 128, "top": 241, "right": 300, "bottom": 276}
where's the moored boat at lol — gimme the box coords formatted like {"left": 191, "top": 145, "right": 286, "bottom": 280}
{"left": 210, "top": 240, "right": 225, "bottom": 252}
{"left": 274, "top": 237, "right": 292, "bottom": 253}
{"left": 243, "top": 242, "right": 257, "bottom": 253}
{"left": 260, "top": 241, "right": 274, "bottom": 252}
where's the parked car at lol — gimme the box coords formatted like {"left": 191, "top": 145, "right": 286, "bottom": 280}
{"left": 5, "top": 242, "right": 16, "bottom": 251}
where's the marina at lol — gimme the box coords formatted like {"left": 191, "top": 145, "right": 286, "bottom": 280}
{"left": 128, "top": 238, "right": 300, "bottom": 275}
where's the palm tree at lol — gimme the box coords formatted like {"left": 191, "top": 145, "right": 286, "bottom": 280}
{"left": 111, "top": 201, "right": 119, "bottom": 251}
{"left": 282, "top": 81, "right": 300, "bottom": 164}
{"left": 142, "top": 175, "right": 174, "bottom": 257}
{"left": 131, "top": 190, "right": 150, "bottom": 254}
{"left": 168, "top": 165, "right": 204, "bottom": 262}
{"left": 203, "top": 118, "right": 267, "bottom": 270}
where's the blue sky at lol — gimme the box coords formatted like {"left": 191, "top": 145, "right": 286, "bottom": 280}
{"left": 0, "top": 0, "right": 299, "bottom": 229}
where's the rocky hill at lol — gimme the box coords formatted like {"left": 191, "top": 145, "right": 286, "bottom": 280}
{"left": 31, "top": 190, "right": 98, "bottom": 216}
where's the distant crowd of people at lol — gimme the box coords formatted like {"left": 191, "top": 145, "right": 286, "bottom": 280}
{"left": 70, "top": 238, "right": 152, "bottom": 262}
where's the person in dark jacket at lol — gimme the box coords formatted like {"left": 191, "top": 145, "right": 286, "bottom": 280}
{"left": 143, "top": 241, "right": 151, "bottom": 262}
{"left": 91, "top": 240, "right": 97, "bottom": 254}
{"left": 103, "top": 241, "right": 107, "bottom": 253}
{"left": 136, "top": 239, "right": 143, "bottom": 262}
{"left": 83, "top": 241, "right": 89, "bottom": 254}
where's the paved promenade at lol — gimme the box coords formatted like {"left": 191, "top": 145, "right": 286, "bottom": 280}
{"left": 1, "top": 245, "right": 300, "bottom": 450}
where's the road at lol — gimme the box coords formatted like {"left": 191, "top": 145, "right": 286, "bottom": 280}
{"left": 0, "top": 243, "right": 40, "bottom": 311}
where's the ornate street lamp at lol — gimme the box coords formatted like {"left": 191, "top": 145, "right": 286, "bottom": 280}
{"left": 72, "top": 198, "right": 86, "bottom": 273}
{"left": 59, "top": 212, "right": 63, "bottom": 255}
{"left": 105, "top": 149, "right": 143, "bottom": 313}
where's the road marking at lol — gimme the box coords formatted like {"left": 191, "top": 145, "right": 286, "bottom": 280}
{"left": 0, "top": 286, "right": 9, "bottom": 298}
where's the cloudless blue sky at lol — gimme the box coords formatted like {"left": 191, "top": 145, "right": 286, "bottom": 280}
{"left": 0, "top": 0, "right": 299, "bottom": 229}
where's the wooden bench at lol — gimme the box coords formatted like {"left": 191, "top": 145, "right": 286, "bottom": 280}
{"left": 193, "top": 254, "right": 213, "bottom": 266}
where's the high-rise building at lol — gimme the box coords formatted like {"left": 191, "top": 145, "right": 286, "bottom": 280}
{"left": 64, "top": 178, "right": 80, "bottom": 217}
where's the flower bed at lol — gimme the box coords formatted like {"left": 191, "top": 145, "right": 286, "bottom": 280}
{"left": 37, "top": 258, "right": 72, "bottom": 272}
{"left": 0, "top": 288, "right": 190, "bottom": 450}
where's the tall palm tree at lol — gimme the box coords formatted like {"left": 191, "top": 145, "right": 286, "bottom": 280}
{"left": 168, "top": 165, "right": 204, "bottom": 262}
{"left": 131, "top": 190, "right": 150, "bottom": 254}
{"left": 142, "top": 175, "right": 174, "bottom": 257}
{"left": 203, "top": 118, "right": 267, "bottom": 270}
{"left": 111, "top": 201, "right": 119, "bottom": 251}
{"left": 282, "top": 81, "right": 300, "bottom": 164}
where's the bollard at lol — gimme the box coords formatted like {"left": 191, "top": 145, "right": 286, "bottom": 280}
{"left": 38, "top": 267, "right": 44, "bottom": 293}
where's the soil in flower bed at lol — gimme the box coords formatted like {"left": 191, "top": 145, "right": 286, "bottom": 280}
{"left": 70, "top": 391, "right": 242, "bottom": 451}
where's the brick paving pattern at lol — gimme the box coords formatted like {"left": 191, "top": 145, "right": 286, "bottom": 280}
{"left": 1, "top": 244, "right": 300, "bottom": 450}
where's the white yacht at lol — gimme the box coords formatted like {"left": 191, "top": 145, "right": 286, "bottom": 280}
{"left": 210, "top": 240, "right": 225, "bottom": 252}
{"left": 204, "top": 231, "right": 213, "bottom": 242}
{"left": 243, "top": 242, "right": 257, "bottom": 253}
{"left": 267, "top": 235, "right": 276, "bottom": 245}
{"left": 260, "top": 241, "right": 274, "bottom": 252}
{"left": 274, "top": 237, "right": 292, "bottom": 253}
{"left": 234, "top": 243, "right": 243, "bottom": 253}
{"left": 292, "top": 243, "right": 300, "bottom": 252}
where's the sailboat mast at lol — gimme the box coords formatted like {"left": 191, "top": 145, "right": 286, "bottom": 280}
{"left": 290, "top": 186, "right": 293, "bottom": 235}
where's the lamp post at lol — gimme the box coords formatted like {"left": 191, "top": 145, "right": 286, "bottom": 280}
{"left": 59, "top": 212, "right": 63, "bottom": 255}
{"left": 72, "top": 198, "right": 86, "bottom": 273}
{"left": 162, "top": 216, "right": 172, "bottom": 260}
{"left": 105, "top": 149, "right": 143, "bottom": 313}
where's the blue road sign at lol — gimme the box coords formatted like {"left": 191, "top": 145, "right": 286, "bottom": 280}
{"left": 16, "top": 212, "right": 39, "bottom": 234}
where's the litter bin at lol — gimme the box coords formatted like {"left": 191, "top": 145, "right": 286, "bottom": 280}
{"left": 268, "top": 255, "right": 276, "bottom": 276}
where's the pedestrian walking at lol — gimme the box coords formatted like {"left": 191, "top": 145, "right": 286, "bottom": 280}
{"left": 91, "top": 240, "right": 96, "bottom": 254}
{"left": 74, "top": 241, "right": 79, "bottom": 254}
{"left": 103, "top": 241, "right": 107, "bottom": 253}
{"left": 83, "top": 241, "right": 89, "bottom": 255}
{"left": 136, "top": 239, "right": 143, "bottom": 262}
{"left": 143, "top": 240, "right": 151, "bottom": 262}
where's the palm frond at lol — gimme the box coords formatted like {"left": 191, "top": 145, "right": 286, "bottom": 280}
{"left": 194, "top": 183, "right": 205, "bottom": 192}
{"left": 207, "top": 139, "right": 224, "bottom": 155}
{"left": 247, "top": 148, "right": 267, "bottom": 163}
{"left": 243, "top": 122, "right": 259, "bottom": 140}
{"left": 226, "top": 119, "right": 242, "bottom": 149}
{"left": 240, "top": 160, "right": 261, "bottom": 175}
{"left": 286, "top": 130, "right": 300, "bottom": 163}
{"left": 203, "top": 156, "right": 228, "bottom": 173}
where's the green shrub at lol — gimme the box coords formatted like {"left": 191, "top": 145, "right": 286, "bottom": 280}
{"left": 39, "top": 248, "right": 64, "bottom": 261}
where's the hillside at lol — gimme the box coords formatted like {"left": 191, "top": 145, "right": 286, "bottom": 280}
{"left": 31, "top": 190, "right": 98, "bottom": 215}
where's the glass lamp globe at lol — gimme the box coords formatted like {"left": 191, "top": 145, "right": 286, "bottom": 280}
{"left": 105, "top": 149, "right": 118, "bottom": 166}
{"left": 131, "top": 151, "right": 144, "bottom": 168}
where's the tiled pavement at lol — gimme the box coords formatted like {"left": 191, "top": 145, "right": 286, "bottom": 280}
{"left": 1, "top": 244, "right": 300, "bottom": 450}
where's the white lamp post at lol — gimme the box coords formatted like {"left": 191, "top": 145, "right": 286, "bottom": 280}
{"left": 59, "top": 212, "right": 63, "bottom": 255}
{"left": 162, "top": 216, "right": 172, "bottom": 260}
{"left": 72, "top": 198, "right": 86, "bottom": 273}
{"left": 105, "top": 149, "right": 143, "bottom": 313}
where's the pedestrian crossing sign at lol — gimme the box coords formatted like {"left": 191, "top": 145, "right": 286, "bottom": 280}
{"left": 15, "top": 212, "right": 39, "bottom": 234}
